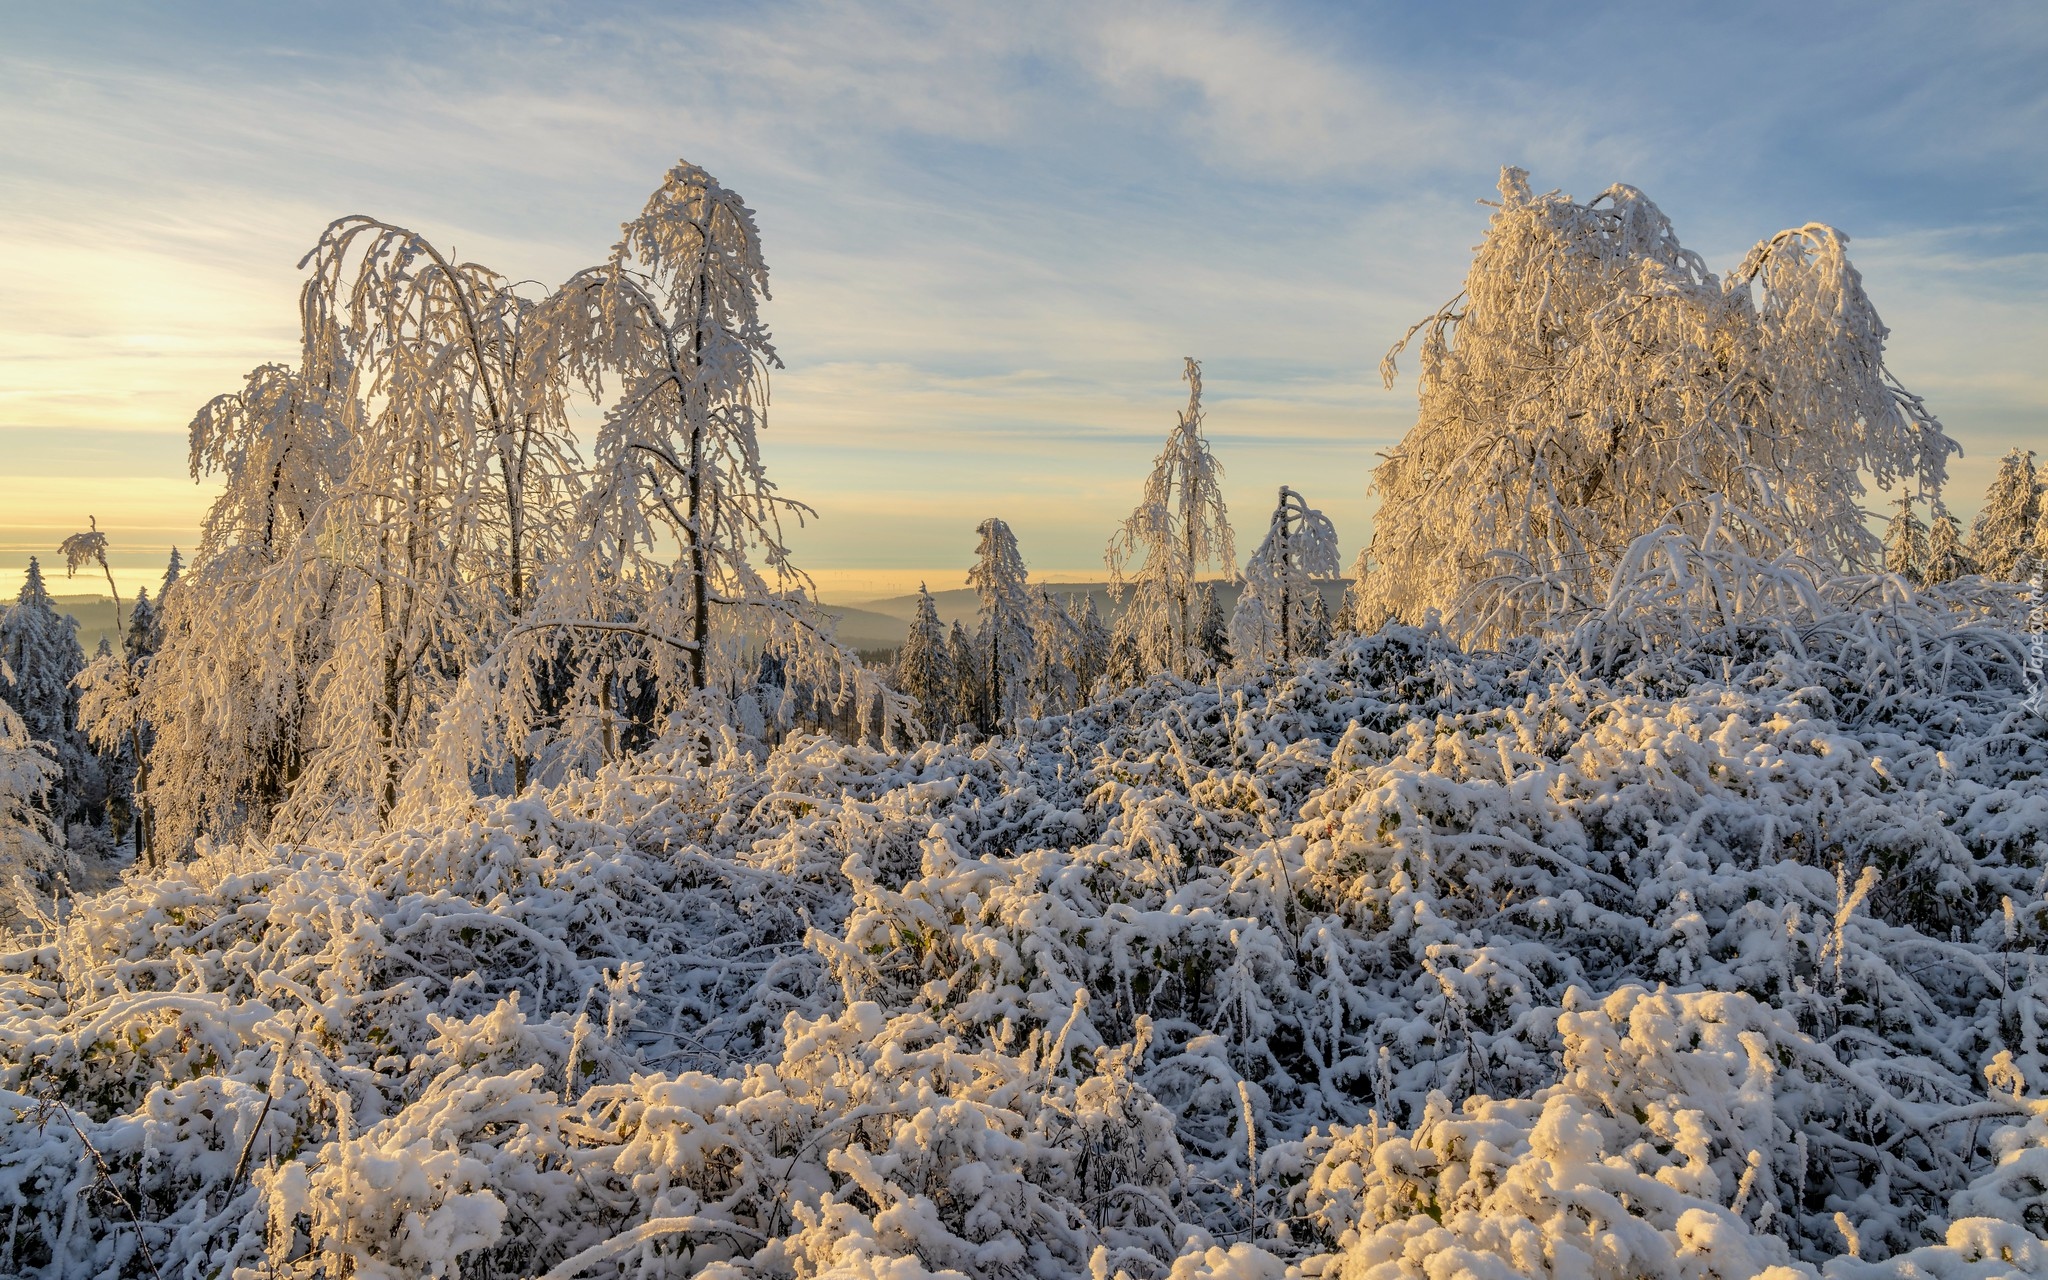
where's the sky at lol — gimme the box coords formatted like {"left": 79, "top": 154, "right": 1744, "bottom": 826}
{"left": 2, "top": 0, "right": 2043, "bottom": 602}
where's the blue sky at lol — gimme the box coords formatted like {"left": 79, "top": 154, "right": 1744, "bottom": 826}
{"left": 2, "top": 0, "right": 2043, "bottom": 599}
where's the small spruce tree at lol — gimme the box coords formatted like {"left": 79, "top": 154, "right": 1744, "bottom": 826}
{"left": 946, "top": 620, "right": 981, "bottom": 735}
{"left": 1925, "top": 504, "right": 1975, "bottom": 585}
{"left": 1300, "top": 586, "right": 1334, "bottom": 658}
{"left": 1883, "top": 495, "right": 1930, "bottom": 585}
{"left": 1970, "top": 448, "right": 2039, "bottom": 581}
{"left": 1195, "top": 582, "right": 1231, "bottom": 673}
{"left": 895, "top": 585, "right": 953, "bottom": 740}
{"left": 0, "top": 559, "right": 96, "bottom": 832}
{"left": 968, "top": 519, "right": 1035, "bottom": 732}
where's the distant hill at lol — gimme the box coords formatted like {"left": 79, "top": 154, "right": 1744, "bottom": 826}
{"left": 817, "top": 603, "right": 914, "bottom": 652}
{"left": 26, "top": 583, "right": 1347, "bottom": 665}
{"left": 45, "top": 594, "right": 124, "bottom": 657}
{"left": 844, "top": 578, "right": 1347, "bottom": 631}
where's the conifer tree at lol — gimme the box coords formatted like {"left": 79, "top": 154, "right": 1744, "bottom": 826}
{"left": 153, "top": 547, "right": 181, "bottom": 653}
{"left": 895, "top": 585, "right": 953, "bottom": 739}
{"left": 1971, "top": 449, "right": 2041, "bottom": 581}
{"left": 1027, "top": 589, "right": 1080, "bottom": 717}
{"left": 0, "top": 559, "right": 95, "bottom": 832}
{"left": 1106, "top": 359, "right": 1235, "bottom": 681}
{"left": 0, "top": 680, "right": 63, "bottom": 920}
{"left": 1300, "top": 586, "right": 1334, "bottom": 658}
{"left": 1367, "top": 167, "right": 1953, "bottom": 642}
{"left": 1883, "top": 495, "right": 1930, "bottom": 585}
{"left": 125, "top": 587, "right": 156, "bottom": 662}
{"left": 1925, "top": 504, "right": 1975, "bottom": 585}
{"left": 968, "top": 519, "right": 1034, "bottom": 732}
{"left": 946, "top": 620, "right": 980, "bottom": 735}
{"left": 1195, "top": 582, "right": 1231, "bottom": 673}
{"left": 1335, "top": 579, "right": 1368, "bottom": 639}
{"left": 1073, "top": 594, "right": 1111, "bottom": 701}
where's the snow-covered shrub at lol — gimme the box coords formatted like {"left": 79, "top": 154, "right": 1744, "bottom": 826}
{"left": 3, "top": 567, "right": 2044, "bottom": 1278}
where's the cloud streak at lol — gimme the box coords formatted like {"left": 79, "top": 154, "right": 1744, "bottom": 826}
{"left": 1, "top": 0, "right": 2041, "bottom": 592}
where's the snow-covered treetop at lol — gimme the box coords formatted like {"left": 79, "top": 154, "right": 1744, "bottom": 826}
{"left": 1971, "top": 448, "right": 2039, "bottom": 582}
{"left": 1107, "top": 358, "right": 1236, "bottom": 679}
{"left": 1366, "top": 167, "right": 1956, "bottom": 644}
{"left": 1233, "top": 486, "right": 1340, "bottom": 665}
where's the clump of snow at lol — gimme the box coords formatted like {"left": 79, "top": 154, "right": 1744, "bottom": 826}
{"left": 2, "top": 553, "right": 2044, "bottom": 1278}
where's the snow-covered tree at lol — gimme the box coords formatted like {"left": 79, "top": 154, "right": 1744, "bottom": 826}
{"left": 118, "top": 161, "right": 898, "bottom": 851}
{"left": 896, "top": 585, "right": 953, "bottom": 739}
{"left": 1300, "top": 586, "right": 1334, "bottom": 659}
{"left": 1334, "top": 579, "right": 1367, "bottom": 640}
{"left": 58, "top": 518, "right": 125, "bottom": 647}
{"left": 422, "top": 160, "right": 898, "bottom": 799}
{"left": 969, "top": 518, "right": 1034, "bottom": 731}
{"left": 0, "top": 676, "right": 64, "bottom": 924}
{"left": 124, "top": 587, "right": 155, "bottom": 662}
{"left": 157, "top": 546, "right": 181, "bottom": 619}
{"left": 106, "top": 363, "right": 344, "bottom": 855}
{"left": 1231, "top": 487, "right": 1341, "bottom": 665}
{"left": 1970, "top": 448, "right": 2039, "bottom": 581}
{"left": 1882, "top": 495, "right": 1930, "bottom": 585}
{"left": 1073, "top": 594, "right": 1111, "bottom": 702}
{"left": 1106, "top": 359, "right": 1235, "bottom": 680}
{"left": 946, "top": 620, "right": 980, "bottom": 735}
{"left": 1925, "top": 504, "right": 1975, "bottom": 586}
{"left": 284, "top": 201, "right": 585, "bottom": 823}
{"left": 1027, "top": 589, "right": 1081, "bottom": 717}
{"left": 1366, "top": 167, "right": 1955, "bottom": 643}
{"left": 1194, "top": 582, "right": 1230, "bottom": 672}
{"left": 0, "top": 559, "right": 96, "bottom": 834}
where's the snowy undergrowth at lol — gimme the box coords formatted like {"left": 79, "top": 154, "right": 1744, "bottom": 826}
{"left": 4, "top": 592, "right": 2047, "bottom": 1279}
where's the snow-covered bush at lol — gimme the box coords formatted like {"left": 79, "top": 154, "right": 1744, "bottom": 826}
{"left": 2, "top": 559, "right": 2043, "bottom": 1277}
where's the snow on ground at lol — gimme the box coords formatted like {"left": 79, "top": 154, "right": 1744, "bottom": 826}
{"left": 3, "top": 579, "right": 2046, "bottom": 1279}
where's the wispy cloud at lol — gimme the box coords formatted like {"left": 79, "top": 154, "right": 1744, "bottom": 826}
{"left": 1, "top": 0, "right": 2042, "bottom": 587}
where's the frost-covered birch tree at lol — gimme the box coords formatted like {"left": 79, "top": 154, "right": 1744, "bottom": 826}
{"left": 1231, "top": 487, "right": 1340, "bottom": 666}
{"left": 116, "top": 161, "right": 899, "bottom": 850}
{"left": 969, "top": 518, "right": 1034, "bottom": 731}
{"left": 100, "top": 362, "right": 346, "bottom": 854}
{"left": 285, "top": 207, "right": 582, "bottom": 824}
{"left": 1365, "top": 167, "right": 1955, "bottom": 643}
{"left": 422, "top": 161, "right": 899, "bottom": 798}
{"left": 1106, "top": 359, "right": 1234, "bottom": 680}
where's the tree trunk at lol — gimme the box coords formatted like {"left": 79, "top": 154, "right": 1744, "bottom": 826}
{"left": 685, "top": 219, "right": 712, "bottom": 692}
